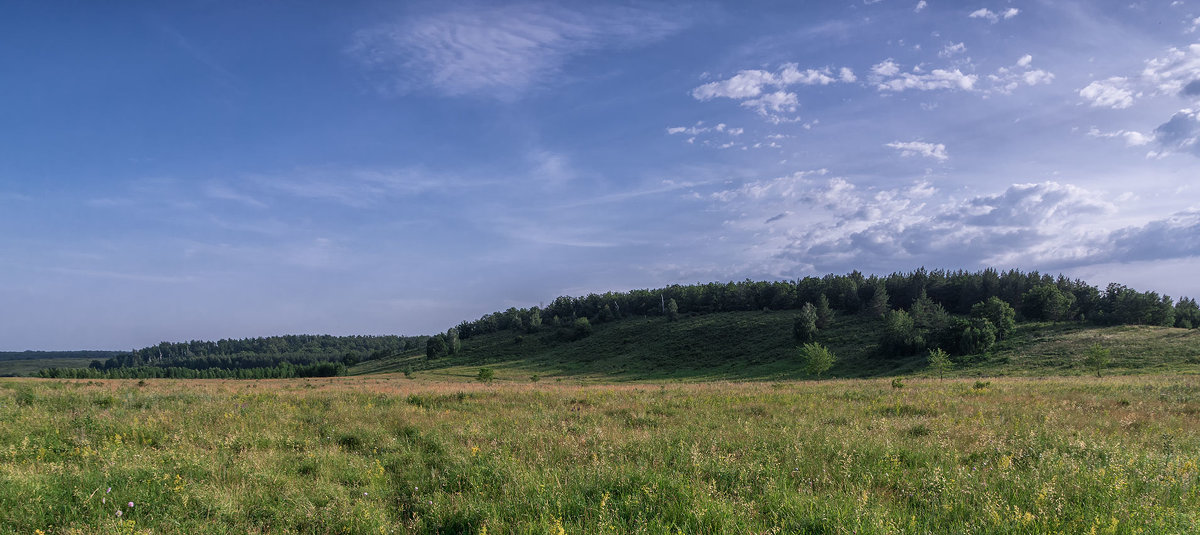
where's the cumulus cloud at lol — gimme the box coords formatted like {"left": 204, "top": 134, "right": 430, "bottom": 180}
{"left": 1142, "top": 44, "right": 1200, "bottom": 97}
{"left": 1086, "top": 127, "right": 1155, "bottom": 147}
{"left": 1153, "top": 108, "right": 1200, "bottom": 156}
{"left": 915, "top": 1, "right": 928, "bottom": 13}
{"left": 1079, "top": 77, "right": 1136, "bottom": 109}
{"left": 886, "top": 141, "right": 949, "bottom": 161}
{"left": 874, "top": 65, "right": 978, "bottom": 92}
{"left": 691, "top": 63, "right": 855, "bottom": 122}
{"left": 706, "top": 176, "right": 1150, "bottom": 273}
{"left": 938, "top": 42, "right": 967, "bottom": 58}
{"left": 989, "top": 54, "right": 1055, "bottom": 94}
{"left": 968, "top": 7, "right": 1019, "bottom": 23}
{"left": 347, "top": 4, "right": 685, "bottom": 98}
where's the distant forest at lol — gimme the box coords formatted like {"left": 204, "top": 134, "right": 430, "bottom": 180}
{"left": 1, "top": 350, "right": 122, "bottom": 362}
{"left": 36, "top": 334, "right": 427, "bottom": 379}
{"left": 38, "top": 268, "right": 1200, "bottom": 379}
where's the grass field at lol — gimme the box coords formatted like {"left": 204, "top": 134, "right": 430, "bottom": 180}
{"left": 2, "top": 375, "right": 1198, "bottom": 533}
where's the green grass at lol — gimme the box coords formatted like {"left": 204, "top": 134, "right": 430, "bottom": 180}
{"left": 2, "top": 375, "right": 1197, "bottom": 533}
{"left": 353, "top": 312, "right": 1200, "bottom": 382}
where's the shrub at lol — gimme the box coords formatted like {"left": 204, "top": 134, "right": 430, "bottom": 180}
{"left": 1083, "top": 343, "right": 1110, "bottom": 377}
{"left": 799, "top": 342, "right": 836, "bottom": 379}
{"left": 891, "top": 378, "right": 905, "bottom": 389}
{"left": 476, "top": 368, "right": 495, "bottom": 384}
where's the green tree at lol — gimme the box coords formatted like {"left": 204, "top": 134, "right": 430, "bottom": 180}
{"left": 572, "top": 317, "right": 593, "bottom": 340}
{"left": 815, "top": 294, "right": 834, "bottom": 329}
{"left": 799, "top": 342, "right": 836, "bottom": 379}
{"left": 447, "top": 328, "right": 461, "bottom": 355}
{"left": 528, "top": 307, "right": 543, "bottom": 332}
{"left": 971, "top": 297, "right": 1016, "bottom": 339}
{"left": 1082, "top": 343, "right": 1110, "bottom": 377}
{"left": 880, "top": 309, "right": 924, "bottom": 356}
{"left": 476, "top": 367, "right": 495, "bottom": 384}
{"left": 866, "top": 284, "right": 890, "bottom": 318}
{"left": 927, "top": 347, "right": 952, "bottom": 380}
{"left": 1022, "top": 285, "right": 1075, "bottom": 322}
{"left": 793, "top": 302, "right": 819, "bottom": 343}
{"left": 666, "top": 298, "right": 679, "bottom": 321}
{"left": 425, "top": 334, "right": 447, "bottom": 360}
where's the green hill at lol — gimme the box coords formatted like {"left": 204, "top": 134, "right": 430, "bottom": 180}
{"left": 350, "top": 310, "right": 1200, "bottom": 382}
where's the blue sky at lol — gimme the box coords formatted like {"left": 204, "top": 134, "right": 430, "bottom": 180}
{"left": 2, "top": 1, "right": 1199, "bottom": 350}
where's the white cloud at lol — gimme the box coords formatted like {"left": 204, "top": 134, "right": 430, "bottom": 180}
{"left": 1086, "top": 127, "right": 1155, "bottom": 147}
{"left": 886, "top": 141, "right": 949, "bottom": 160}
{"left": 691, "top": 64, "right": 850, "bottom": 101}
{"left": 875, "top": 67, "right": 978, "bottom": 92}
{"left": 347, "top": 4, "right": 684, "bottom": 98}
{"left": 915, "top": 1, "right": 928, "bottom": 13}
{"left": 707, "top": 177, "right": 1130, "bottom": 272}
{"left": 1152, "top": 108, "right": 1200, "bottom": 156}
{"left": 692, "top": 63, "right": 855, "bottom": 122}
{"left": 988, "top": 55, "right": 1055, "bottom": 94}
{"left": 871, "top": 59, "right": 901, "bottom": 78}
{"left": 968, "top": 7, "right": 1019, "bottom": 23}
{"left": 1142, "top": 44, "right": 1200, "bottom": 96}
{"left": 938, "top": 42, "right": 966, "bottom": 58}
{"left": 1079, "top": 77, "right": 1136, "bottom": 109}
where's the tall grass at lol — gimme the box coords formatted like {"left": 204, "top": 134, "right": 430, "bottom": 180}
{"left": 1, "top": 375, "right": 1197, "bottom": 533}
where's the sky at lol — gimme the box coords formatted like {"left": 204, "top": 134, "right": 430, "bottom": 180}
{"left": 2, "top": 1, "right": 1199, "bottom": 350}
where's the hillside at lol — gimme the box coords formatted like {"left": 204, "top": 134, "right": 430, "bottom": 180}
{"left": 350, "top": 310, "right": 1200, "bottom": 381}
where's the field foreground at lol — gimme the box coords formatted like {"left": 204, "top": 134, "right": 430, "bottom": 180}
{"left": 2, "top": 376, "right": 1198, "bottom": 534}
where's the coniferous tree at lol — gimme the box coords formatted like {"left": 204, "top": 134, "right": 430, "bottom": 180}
{"left": 815, "top": 294, "right": 834, "bottom": 329}
{"left": 794, "top": 302, "right": 819, "bottom": 343}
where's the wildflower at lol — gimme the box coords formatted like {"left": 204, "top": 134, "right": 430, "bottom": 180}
{"left": 106, "top": 487, "right": 111, "bottom": 493}
{"left": 102, "top": 497, "right": 106, "bottom": 504}
{"left": 363, "top": 492, "right": 369, "bottom": 496}
{"left": 128, "top": 502, "right": 134, "bottom": 508}
{"left": 115, "top": 510, "right": 122, "bottom": 517}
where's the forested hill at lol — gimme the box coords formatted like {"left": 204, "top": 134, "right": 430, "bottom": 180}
{"left": 439, "top": 268, "right": 1195, "bottom": 348}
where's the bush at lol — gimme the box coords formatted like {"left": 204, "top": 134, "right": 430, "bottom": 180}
{"left": 476, "top": 368, "right": 495, "bottom": 384}
{"left": 798, "top": 342, "right": 836, "bottom": 379}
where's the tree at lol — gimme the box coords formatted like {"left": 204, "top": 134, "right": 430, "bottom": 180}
{"left": 425, "top": 334, "right": 448, "bottom": 360}
{"left": 971, "top": 297, "right": 1016, "bottom": 339}
{"left": 955, "top": 317, "right": 997, "bottom": 355}
{"left": 476, "top": 367, "right": 495, "bottom": 384}
{"left": 815, "top": 294, "right": 834, "bottom": 329}
{"left": 1083, "top": 343, "right": 1110, "bottom": 377}
{"left": 572, "top": 317, "right": 593, "bottom": 340}
{"left": 866, "top": 284, "right": 890, "bottom": 318}
{"left": 666, "top": 298, "right": 679, "bottom": 321}
{"left": 446, "top": 328, "right": 461, "bottom": 355}
{"left": 880, "top": 309, "right": 924, "bottom": 357}
{"left": 793, "top": 302, "right": 819, "bottom": 343}
{"left": 528, "top": 307, "right": 543, "bottom": 332}
{"left": 799, "top": 342, "right": 836, "bottom": 379}
{"left": 927, "top": 348, "right": 952, "bottom": 380}
{"left": 1174, "top": 297, "right": 1200, "bottom": 329}
{"left": 1022, "top": 285, "right": 1075, "bottom": 322}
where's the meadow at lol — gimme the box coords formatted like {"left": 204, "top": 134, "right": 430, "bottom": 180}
{"left": 2, "top": 374, "right": 1198, "bottom": 534}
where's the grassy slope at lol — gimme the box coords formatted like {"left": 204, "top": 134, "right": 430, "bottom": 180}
{"left": 351, "top": 311, "right": 1200, "bottom": 382}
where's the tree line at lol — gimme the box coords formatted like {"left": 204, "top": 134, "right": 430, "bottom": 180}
{"left": 37, "top": 361, "right": 347, "bottom": 379}
{"left": 445, "top": 269, "right": 1195, "bottom": 346}
{"left": 71, "top": 334, "right": 427, "bottom": 378}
